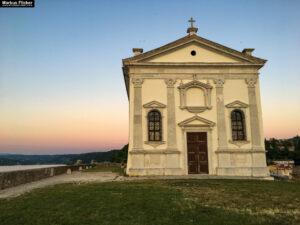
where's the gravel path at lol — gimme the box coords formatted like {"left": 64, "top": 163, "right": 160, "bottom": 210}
{"left": 0, "top": 171, "right": 119, "bottom": 199}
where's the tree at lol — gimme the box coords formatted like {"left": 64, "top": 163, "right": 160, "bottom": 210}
{"left": 111, "top": 144, "right": 128, "bottom": 163}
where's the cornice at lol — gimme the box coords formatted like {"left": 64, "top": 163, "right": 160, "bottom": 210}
{"left": 123, "top": 62, "right": 265, "bottom": 68}
{"left": 225, "top": 100, "right": 249, "bottom": 108}
{"left": 178, "top": 115, "right": 215, "bottom": 128}
{"left": 178, "top": 79, "right": 213, "bottom": 89}
{"left": 143, "top": 100, "right": 166, "bottom": 109}
{"left": 216, "top": 149, "right": 266, "bottom": 154}
{"left": 123, "top": 35, "right": 267, "bottom": 65}
{"left": 129, "top": 149, "right": 181, "bottom": 154}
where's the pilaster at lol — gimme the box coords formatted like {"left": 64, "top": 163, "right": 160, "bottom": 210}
{"left": 165, "top": 78, "right": 177, "bottom": 150}
{"left": 132, "top": 78, "right": 144, "bottom": 149}
{"left": 214, "top": 78, "right": 228, "bottom": 150}
{"left": 245, "top": 78, "right": 262, "bottom": 149}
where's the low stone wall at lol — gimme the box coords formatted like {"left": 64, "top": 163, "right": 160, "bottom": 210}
{"left": 95, "top": 162, "right": 126, "bottom": 168}
{"left": 0, "top": 165, "right": 93, "bottom": 190}
{"left": 292, "top": 166, "right": 300, "bottom": 181}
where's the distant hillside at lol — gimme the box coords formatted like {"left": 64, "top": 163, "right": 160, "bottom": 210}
{"left": 0, "top": 154, "right": 77, "bottom": 166}
{"left": 0, "top": 157, "right": 33, "bottom": 166}
{"left": 67, "top": 150, "right": 119, "bottom": 165}
{"left": 0, "top": 145, "right": 128, "bottom": 166}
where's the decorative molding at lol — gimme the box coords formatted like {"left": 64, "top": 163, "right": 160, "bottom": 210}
{"left": 180, "top": 106, "right": 212, "bottom": 113}
{"left": 129, "top": 149, "right": 181, "bottom": 154}
{"left": 216, "top": 149, "right": 266, "bottom": 154}
{"left": 143, "top": 100, "right": 166, "bottom": 109}
{"left": 178, "top": 79, "right": 213, "bottom": 90}
{"left": 225, "top": 100, "right": 249, "bottom": 108}
{"left": 144, "top": 141, "right": 166, "bottom": 148}
{"left": 245, "top": 78, "right": 257, "bottom": 88}
{"left": 130, "top": 73, "right": 259, "bottom": 80}
{"left": 178, "top": 79, "right": 213, "bottom": 113}
{"left": 178, "top": 115, "right": 215, "bottom": 128}
{"left": 132, "top": 78, "right": 144, "bottom": 87}
{"left": 164, "top": 78, "right": 176, "bottom": 87}
{"left": 127, "top": 62, "right": 264, "bottom": 67}
{"left": 192, "top": 74, "right": 197, "bottom": 80}
{"left": 128, "top": 168, "right": 183, "bottom": 173}
{"left": 213, "top": 78, "right": 225, "bottom": 88}
{"left": 228, "top": 140, "right": 250, "bottom": 148}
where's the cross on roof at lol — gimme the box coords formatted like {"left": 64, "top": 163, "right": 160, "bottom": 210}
{"left": 188, "top": 17, "right": 195, "bottom": 27}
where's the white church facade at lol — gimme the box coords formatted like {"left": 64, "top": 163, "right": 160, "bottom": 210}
{"left": 122, "top": 19, "right": 270, "bottom": 177}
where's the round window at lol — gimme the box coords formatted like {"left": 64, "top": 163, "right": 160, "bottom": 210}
{"left": 191, "top": 50, "right": 196, "bottom": 56}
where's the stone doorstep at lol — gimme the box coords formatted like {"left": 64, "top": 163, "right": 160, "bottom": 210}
{"left": 125, "top": 174, "right": 274, "bottom": 181}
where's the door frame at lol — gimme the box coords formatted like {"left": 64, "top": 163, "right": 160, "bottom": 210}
{"left": 187, "top": 132, "right": 209, "bottom": 174}
{"left": 181, "top": 127, "right": 214, "bottom": 175}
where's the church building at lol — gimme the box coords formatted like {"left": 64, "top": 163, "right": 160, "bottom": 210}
{"left": 122, "top": 18, "right": 270, "bottom": 177}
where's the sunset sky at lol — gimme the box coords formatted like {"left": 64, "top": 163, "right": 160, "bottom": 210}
{"left": 0, "top": 0, "right": 299, "bottom": 154}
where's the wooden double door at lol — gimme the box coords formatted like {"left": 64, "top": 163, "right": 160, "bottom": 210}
{"left": 187, "top": 132, "right": 208, "bottom": 174}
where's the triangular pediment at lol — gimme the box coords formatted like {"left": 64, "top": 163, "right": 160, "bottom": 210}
{"left": 225, "top": 100, "right": 249, "bottom": 108}
{"left": 123, "top": 35, "right": 266, "bottom": 65}
{"left": 146, "top": 42, "right": 242, "bottom": 63}
{"left": 178, "top": 79, "right": 212, "bottom": 89}
{"left": 178, "top": 115, "right": 215, "bottom": 127}
{"left": 143, "top": 100, "right": 166, "bottom": 108}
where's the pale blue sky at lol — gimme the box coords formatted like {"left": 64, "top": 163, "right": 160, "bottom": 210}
{"left": 0, "top": 0, "right": 299, "bottom": 153}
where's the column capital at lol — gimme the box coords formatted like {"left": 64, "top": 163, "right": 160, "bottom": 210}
{"left": 245, "top": 78, "right": 257, "bottom": 88}
{"left": 213, "top": 78, "right": 225, "bottom": 88}
{"left": 165, "top": 78, "right": 177, "bottom": 88}
{"left": 132, "top": 78, "right": 144, "bottom": 88}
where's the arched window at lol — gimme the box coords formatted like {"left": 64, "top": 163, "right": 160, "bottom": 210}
{"left": 231, "top": 110, "right": 246, "bottom": 141}
{"left": 148, "top": 110, "right": 162, "bottom": 141}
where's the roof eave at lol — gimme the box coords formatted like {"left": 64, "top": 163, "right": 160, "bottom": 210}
{"left": 122, "top": 34, "right": 267, "bottom": 65}
{"left": 123, "top": 62, "right": 266, "bottom": 68}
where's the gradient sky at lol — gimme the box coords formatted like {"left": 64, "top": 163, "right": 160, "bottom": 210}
{"left": 0, "top": 0, "right": 299, "bottom": 154}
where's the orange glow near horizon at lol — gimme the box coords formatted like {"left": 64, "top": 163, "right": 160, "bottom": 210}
{"left": 262, "top": 106, "right": 300, "bottom": 139}
{"left": 1, "top": 104, "right": 299, "bottom": 154}
{"left": 0, "top": 105, "right": 129, "bottom": 154}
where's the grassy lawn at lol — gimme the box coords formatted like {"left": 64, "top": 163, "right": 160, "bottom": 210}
{"left": 0, "top": 179, "right": 299, "bottom": 225}
{"left": 83, "top": 166, "right": 125, "bottom": 175}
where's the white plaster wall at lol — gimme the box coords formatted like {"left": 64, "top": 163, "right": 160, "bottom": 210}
{"left": 142, "top": 79, "right": 167, "bottom": 150}
{"left": 223, "top": 79, "right": 252, "bottom": 149}
{"left": 186, "top": 88, "right": 205, "bottom": 106}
